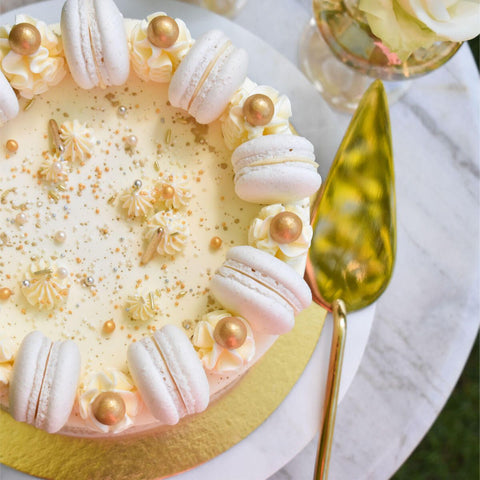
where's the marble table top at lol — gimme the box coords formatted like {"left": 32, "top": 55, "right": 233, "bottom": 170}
{"left": 1, "top": 1, "right": 479, "bottom": 480}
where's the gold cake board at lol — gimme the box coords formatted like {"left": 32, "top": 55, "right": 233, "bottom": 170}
{"left": 0, "top": 303, "right": 326, "bottom": 480}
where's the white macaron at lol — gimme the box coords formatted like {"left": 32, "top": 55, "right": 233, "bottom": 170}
{"left": 210, "top": 246, "right": 312, "bottom": 334}
{"left": 127, "top": 324, "right": 209, "bottom": 425}
{"left": 231, "top": 134, "right": 321, "bottom": 204}
{"left": 61, "top": 0, "right": 130, "bottom": 89}
{"left": 169, "top": 29, "right": 248, "bottom": 124}
{"left": 9, "top": 331, "right": 81, "bottom": 433}
{"left": 0, "top": 71, "right": 19, "bottom": 126}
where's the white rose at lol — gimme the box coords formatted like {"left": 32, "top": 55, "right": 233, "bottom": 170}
{"left": 359, "top": 0, "right": 480, "bottom": 60}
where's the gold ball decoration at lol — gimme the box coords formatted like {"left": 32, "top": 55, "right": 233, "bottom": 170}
{"left": 91, "top": 391, "right": 126, "bottom": 426}
{"left": 210, "top": 236, "right": 222, "bottom": 250}
{"left": 213, "top": 316, "right": 247, "bottom": 350}
{"left": 242, "top": 94, "right": 275, "bottom": 126}
{"left": 147, "top": 15, "right": 179, "bottom": 49}
{"left": 102, "top": 320, "right": 116, "bottom": 334}
{"left": 9, "top": 23, "right": 42, "bottom": 56}
{"left": 6, "top": 139, "right": 19, "bottom": 153}
{"left": 161, "top": 184, "right": 175, "bottom": 200}
{"left": 269, "top": 211, "right": 303, "bottom": 244}
{"left": 0, "top": 287, "right": 13, "bottom": 300}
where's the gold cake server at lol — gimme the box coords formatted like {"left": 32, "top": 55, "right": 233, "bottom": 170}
{"left": 305, "top": 79, "right": 397, "bottom": 480}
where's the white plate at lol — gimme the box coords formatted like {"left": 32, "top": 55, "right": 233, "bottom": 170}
{"left": 0, "top": 1, "right": 375, "bottom": 479}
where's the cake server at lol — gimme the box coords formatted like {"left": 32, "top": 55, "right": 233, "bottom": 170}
{"left": 305, "top": 79, "right": 396, "bottom": 480}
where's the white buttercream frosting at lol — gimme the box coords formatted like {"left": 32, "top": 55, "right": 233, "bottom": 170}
{"left": 21, "top": 259, "right": 69, "bottom": 310}
{"left": 38, "top": 153, "right": 68, "bottom": 184}
{"left": 119, "top": 188, "right": 155, "bottom": 218}
{"left": 192, "top": 310, "right": 255, "bottom": 373}
{"left": 221, "top": 78, "right": 293, "bottom": 151}
{"left": 0, "top": 336, "right": 16, "bottom": 385}
{"left": 78, "top": 368, "right": 140, "bottom": 434}
{"left": 129, "top": 13, "right": 194, "bottom": 83}
{"left": 59, "top": 120, "right": 95, "bottom": 162}
{"left": 154, "top": 174, "right": 192, "bottom": 210}
{"left": 248, "top": 200, "right": 312, "bottom": 274}
{"left": 0, "top": 15, "right": 65, "bottom": 99}
{"left": 145, "top": 211, "right": 189, "bottom": 256}
{"left": 125, "top": 293, "right": 160, "bottom": 321}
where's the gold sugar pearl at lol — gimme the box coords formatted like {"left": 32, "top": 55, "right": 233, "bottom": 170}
{"left": 161, "top": 184, "right": 175, "bottom": 200}
{"left": 210, "top": 236, "right": 222, "bottom": 250}
{"left": 91, "top": 391, "right": 126, "bottom": 426}
{"left": 242, "top": 93, "right": 274, "bottom": 126}
{"left": 0, "top": 287, "right": 13, "bottom": 300}
{"left": 269, "top": 211, "right": 303, "bottom": 244}
{"left": 6, "top": 139, "right": 18, "bottom": 153}
{"left": 9, "top": 23, "right": 41, "bottom": 56}
{"left": 213, "top": 316, "right": 247, "bottom": 350}
{"left": 147, "top": 15, "right": 179, "bottom": 49}
{"left": 103, "top": 320, "right": 116, "bottom": 334}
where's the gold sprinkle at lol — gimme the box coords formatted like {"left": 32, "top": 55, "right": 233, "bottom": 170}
{"left": 1, "top": 188, "right": 16, "bottom": 204}
{"left": 105, "top": 93, "right": 120, "bottom": 107}
{"left": 178, "top": 290, "right": 187, "bottom": 298}
{"left": 48, "top": 190, "right": 60, "bottom": 201}
{"left": 165, "top": 128, "right": 172, "bottom": 144}
{"left": 56, "top": 183, "right": 67, "bottom": 192}
{"left": 33, "top": 268, "right": 53, "bottom": 276}
{"left": 24, "top": 98, "right": 35, "bottom": 111}
{"left": 48, "top": 119, "right": 64, "bottom": 153}
{"left": 153, "top": 160, "right": 160, "bottom": 172}
{"left": 149, "top": 292, "right": 156, "bottom": 310}
{"left": 107, "top": 195, "right": 116, "bottom": 205}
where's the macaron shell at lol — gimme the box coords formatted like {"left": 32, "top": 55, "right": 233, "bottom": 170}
{"left": 154, "top": 325, "right": 209, "bottom": 415}
{"left": 35, "top": 340, "right": 81, "bottom": 433}
{"left": 127, "top": 336, "right": 182, "bottom": 425}
{"left": 0, "top": 71, "right": 19, "bottom": 125}
{"left": 210, "top": 246, "right": 312, "bottom": 334}
{"left": 232, "top": 135, "right": 321, "bottom": 203}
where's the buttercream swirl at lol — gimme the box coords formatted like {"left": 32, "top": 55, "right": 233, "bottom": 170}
{"left": 38, "top": 153, "right": 68, "bottom": 184}
{"left": 0, "top": 336, "right": 16, "bottom": 385}
{"left": 155, "top": 174, "right": 192, "bottom": 210}
{"left": 119, "top": 188, "right": 154, "bottom": 218}
{"left": 21, "top": 259, "right": 69, "bottom": 310}
{"left": 78, "top": 368, "right": 140, "bottom": 434}
{"left": 125, "top": 293, "right": 160, "bottom": 321}
{"left": 221, "top": 78, "right": 293, "bottom": 151}
{"left": 192, "top": 310, "right": 255, "bottom": 373}
{"left": 0, "top": 15, "right": 65, "bottom": 99}
{"left": 248, "top": 200, "right": 312, "bottom": 274}
{"left": 59, "top": 120, "right": 95, "bottom": 162}
{"left": 145, "top": 211, "right": 189, "bottom": 256}
{"left": 130, "top": 13, "right": 194, "bottom": 83}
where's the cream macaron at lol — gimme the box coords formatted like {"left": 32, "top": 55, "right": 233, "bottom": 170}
{"left": 127, "top": 325, "right": 209, "bottom": 425}
{"left": 169, "top": 29, "right": 248, "bottom": 124}
{"left": 9, "top": 331, "right": 81, "bottom": 433}
{"left": 61, "top": 0, "right": 130, "bottom": 89}
{"left": 0, "top": 71, "right": 19, "bottom": 126}
{"left": 231, "top": 134, "right": 321, "bottom": 204}
{"left": 210, "top": 246, "right": 312, "bottom": 334}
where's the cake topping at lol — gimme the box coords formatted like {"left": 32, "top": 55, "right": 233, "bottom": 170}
{"left": 38, "top": 153, "right": 68, "bottom": 184}
{"left": 119, "top": 182, "right": 155, "bottom": 218}
{"left": 243, "top": 93, "right": 275, "bottom": 127}
{"left": 221, "top": 78, "right": 292, "bottom": 150}
{"left": 14, "top": 212, "right": 28, "bottom": 226}
{"left": 209, "top": 236, "right": 222, "bottom": 250}
{"left": 8, "top": 23, "right": 41, "bottom": 56}
{"left": 125, "top": 293, "right": 160, "bottom": 321}
{"left": 248, "top": 202, "right": 312, "bottom": 272}
{"left": 130, "top": 13, "right": 193, "bottom": 83}
{"left": 193, "top": 310, "right": 255, "bottom": 373}
{"left": 102, "top": 320, "right": 116, "bottom": 335}
{"left": 48, "top": 118, "right": 65, "bottom": 153}
{"left": 20, "top": 260, "right": 70, "bottom": 310}
{"left": 0, "top": 15, "right": 66, "bottom": 99}
{"left": 5, "top": 139, "right": 18, "bottom": 153}
{"left": 59, "top": 120, "right": 95, "bottom": 162}
{"left": 0, "top": 287, "right": 13, "bottom": 300}
{"left": 154, "top": 174, "right": 191, "bottom": 210}
{"left": 0, "top": 336, "right": 15, "bottom": 385}
{"left": 78, "top": 369, "right": 140, "bottom": 434}
{"left": 141, "top": 227, "right": 164, "bottom": 265}
{"left": 145, "top": 211, "right": 189, "bottom": 256}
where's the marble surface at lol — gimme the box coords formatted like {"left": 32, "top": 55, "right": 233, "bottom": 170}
{"left": 1, "top": 1, "right": 479, "bottom": 480}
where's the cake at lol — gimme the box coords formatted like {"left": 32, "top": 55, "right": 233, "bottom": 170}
{"left": 0, "top": 0, "right": 321, "bottom": 437}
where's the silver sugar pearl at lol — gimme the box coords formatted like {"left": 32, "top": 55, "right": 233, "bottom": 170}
{"left": 133, "top": 179, "right": 142, "bottom": 190}
{"left": 22, "top": 280, "right": 31, "bottom": 288}
{"left": 118, "top": 105, "right": 127, "bottom": 116}
{"left": 85, "top": 276, "right": 95, "bottom": 286}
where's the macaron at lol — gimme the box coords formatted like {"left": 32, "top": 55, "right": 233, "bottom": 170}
{"left": 61, "top": 0, "right": 130, "bottom": 89}
{"left": 231, "top": 134, "right": 321, "bottom": 204}
{"left": 127, "top": 324, "right": 209, "bottom": 425}
{"left": 9, "top": 331, "right": 81, "bottom": 433}
{"left": 210, "top": 246, "right": 312, "bottom": 334}
{"left": 169, "top": 29, "right": 248, "bottom": 124}
{"left": 0, "top": 71, "right": 19, "bottom": 126}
